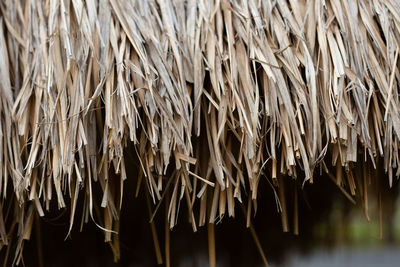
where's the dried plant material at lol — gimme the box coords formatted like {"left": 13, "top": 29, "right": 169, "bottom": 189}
{"left": 0, "top": 0, "right": 400, "bottom": 264}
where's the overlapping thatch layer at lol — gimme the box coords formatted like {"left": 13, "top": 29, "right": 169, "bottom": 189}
{"left": 1, "top": 0, "right": 400, "bottom": 264}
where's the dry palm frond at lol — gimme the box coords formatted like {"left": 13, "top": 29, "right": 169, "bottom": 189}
{"left": 0, "top": 0, "right": 400, "bottom": 264}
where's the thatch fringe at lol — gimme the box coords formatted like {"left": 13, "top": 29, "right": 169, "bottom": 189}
{"left": 1, "top": 0, "right": 400, "bottom": 263}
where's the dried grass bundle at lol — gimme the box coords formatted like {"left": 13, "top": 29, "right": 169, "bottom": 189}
{"left": 0, "top": 0, "right": 400, "bottom": 265}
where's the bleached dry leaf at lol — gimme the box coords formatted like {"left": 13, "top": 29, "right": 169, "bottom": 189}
{"left": 0, "top": 0, "right": 400, "bottom": 262}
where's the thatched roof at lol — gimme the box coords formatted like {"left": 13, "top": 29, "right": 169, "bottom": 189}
{"left": 1, "top": 0, "right": 400, "bottom": 265}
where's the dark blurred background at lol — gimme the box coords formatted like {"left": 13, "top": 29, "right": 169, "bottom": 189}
{"left": 3, "top": 168, "right": 395, "bottom": 267}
